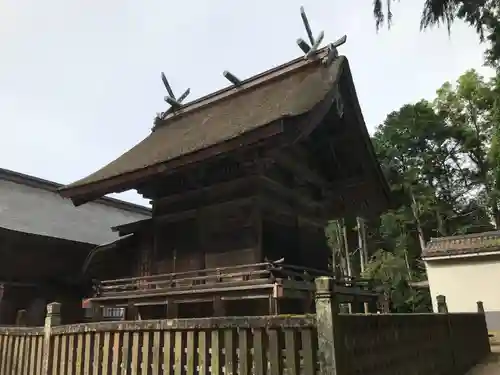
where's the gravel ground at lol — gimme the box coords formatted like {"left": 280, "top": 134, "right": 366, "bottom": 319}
{"left": 465, "top": 344, "right": 500, "bottom": 375}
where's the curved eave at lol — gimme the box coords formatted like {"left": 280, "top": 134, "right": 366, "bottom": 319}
{"left": 339, "top": 60, "right": 391, "bottom": 214}
{"left": 59, "top": 120, "right": 286, "bottom": 206}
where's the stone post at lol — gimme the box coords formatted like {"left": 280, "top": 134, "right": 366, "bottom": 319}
{"left": 41, "top": 302, "right": 61, "bottom": 375}
{"left": 476, "top": 301, "right": 491, "bottom": 354}
{"left": 363, "top": 302, "right": 370, "bottom": 314}
{"left": 477, "top": 301, "right": 485, "bottom": 314}
{"left": 315, "top": 277, "right": 340, "bottom": 375}
{"left": 436, "top": 295, "right": 456, "bottom": 369}
{"left": 436, "top": 295, "right": 448, "bottom": 313}
{"left": 377, "top": 292, "right": 390, "bottom": 313}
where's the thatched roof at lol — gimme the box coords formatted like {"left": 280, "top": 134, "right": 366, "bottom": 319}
{"left": 59, "top": 47, "right": 388, "bottom": 209}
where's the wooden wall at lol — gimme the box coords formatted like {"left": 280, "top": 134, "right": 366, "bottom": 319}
{"left": 151, "top": 199, "right": 260, "bottom": 274}
{"left": 127, "top": 146, "right": 333, "bottom": 277}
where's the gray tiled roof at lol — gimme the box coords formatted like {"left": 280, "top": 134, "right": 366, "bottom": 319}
{"left": 0, "top": 168, "right": 151, "bottom": 245}
{"left": 423, "top": 231, "right": 500, "bottom": 259}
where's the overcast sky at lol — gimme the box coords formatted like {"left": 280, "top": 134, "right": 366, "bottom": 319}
{"left": 0, "top": 0, "right": 493, "bottom": 206}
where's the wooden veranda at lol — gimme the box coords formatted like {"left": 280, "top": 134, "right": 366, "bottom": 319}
{"left": 86, "top": 262, "right": 383, "bottom": 319}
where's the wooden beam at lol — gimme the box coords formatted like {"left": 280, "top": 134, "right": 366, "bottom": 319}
{"left": 329, "top": 176, "right": 368, "bottom": 192}
{"left": 270, "top": 149, "right": 329, "bottom": 190}
{"left": 137, "top": 148, "right": 275, "bottom": 200}
{"left": 259, "top": 176, "right": 325, "bottom": 212}
{"left": 257, "top": 195, "right": 327, "bottom": 228}
{"left": 154, "top": 175, "right": 260, "bottom": 210}
{"left": 153, "top": 197, "right": 257, "bottom": 225}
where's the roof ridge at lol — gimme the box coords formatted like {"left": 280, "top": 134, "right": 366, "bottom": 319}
{"left": 428, "top": 230, "right": 500, "bottom": 242}
{"left": 153, "top": 47, "right": 332, "bottom": 131}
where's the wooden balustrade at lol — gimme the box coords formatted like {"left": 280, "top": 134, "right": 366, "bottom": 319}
{"left": 95, "top": 262, "right": 376, "bottom": 301}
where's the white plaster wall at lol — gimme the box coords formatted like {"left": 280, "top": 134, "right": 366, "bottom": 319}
{"left": 426, "top": 254, "right": 500, "bottom": 313}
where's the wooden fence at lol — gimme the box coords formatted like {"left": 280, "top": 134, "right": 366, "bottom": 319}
{"left": 0, "top": 277, "right": 492, "bottom": 375}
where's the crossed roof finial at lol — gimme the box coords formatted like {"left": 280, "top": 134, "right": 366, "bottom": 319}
{"left": 155, "top": 6, "right": 349, "bottom": 126}
{"left": 296, "top": 6, "right": 347, "bottom": 65}
{"left": 158, "top": 72, "right": 191, "bottom": 119}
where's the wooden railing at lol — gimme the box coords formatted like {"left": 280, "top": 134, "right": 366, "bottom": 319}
{"left": 96, "top": 262, "right": 376, "bottom": 297}
{"left": 84, "top": 307, "right": 125, "bottom": 321}
{"left": 0, "top": 277, "right": 491, "bottom": 375}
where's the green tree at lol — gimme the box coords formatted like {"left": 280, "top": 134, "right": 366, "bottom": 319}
{"left": 435, "top": 69, "right": 500, "bottom": 227}
{"left": 326, "top": 68, "right": 499, "bottom": 312}
{"left": 362, "top": 248, "right": 431, "bottom": 312}
{"left": 359, "top": 96, "right": 494, "bottom": 312}
{"left": 373, "top": 0, "right": 500, "bottom": 67}
{"left": 372, "top": 100, "right": 474, "bottom": 245}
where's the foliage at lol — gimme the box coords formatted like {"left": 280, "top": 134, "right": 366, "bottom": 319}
{"left": 373, "top": 0, "right": 500, "bottom": 67}
{"left": 328, "top": 68, "right": 500, "bottom": 312}
{"left": 434, "top": 69, "right": 500, "bottom": 227}
{"left": 362, "top": 249, "right": 432, "bottom": 312}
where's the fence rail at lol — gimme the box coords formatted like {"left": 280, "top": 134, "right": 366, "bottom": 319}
{"left": 0, "top": 327, "right": 44, "bottom": 375}
{"left": 0, "top": 277, "right": 492, "bottom": 375}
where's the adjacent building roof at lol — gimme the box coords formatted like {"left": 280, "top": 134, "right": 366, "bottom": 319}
{"left": 0, "top": 168, "right": 151, "bottom": 245}
{"left": 423, "top": 231, "right": 500, "bottom": 260}
{"left": 59, "top": 47, "right": 383, "bottom": 206}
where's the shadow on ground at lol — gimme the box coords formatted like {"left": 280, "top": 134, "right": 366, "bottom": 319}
{"left": 465, "top": 344, "right": 500, "bottom": 375}
{"left": 480, "top": 351, "right": 500, "bottom": 364}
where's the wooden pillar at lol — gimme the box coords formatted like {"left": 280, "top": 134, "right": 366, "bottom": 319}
{"left": 268, "top": 297, "right": 280, "bottom": 315}
{"left": 436, "top": 295, "right": 448, "bottom": 313}
{"left": 41, "top": 302, "right": 61, "bottom": 375}
{"left": 166, "top": 302, "right": 178, "bottom": 319}
{"left": 367, "top": 298, "right": 378, "bottom": 314}
{"left": 125, "top": 302, "right": 139, "bottom": 320}
{"left": 314, "top": 277, "right": 341, "bottom": 375}
{"left": 0, "top": 284, "right": 15, "bottom": 325}
{"left": 88, "top": 302, "right": 102, "bottom": 322}
{"left": 213, "top": 297, "right": 225, "bottom": 317}
{"left": 15, "top": 309, "right": 27, "bottom": 326}
{"left": 341, "top": 220, "right": 352, "bottom": 280}
{"left": 61, "top": 298, "right": 85, "bottom": 324}
{"left": 357, "top": 217, "right": 367, "bottom": 273}
{"left": 303, "top": 293, "right": 314, "bottom": 314}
